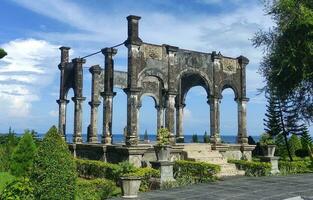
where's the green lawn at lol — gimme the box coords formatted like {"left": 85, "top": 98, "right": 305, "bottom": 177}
{"left": 0, "top": 172, "right": 15, "bottom": 193}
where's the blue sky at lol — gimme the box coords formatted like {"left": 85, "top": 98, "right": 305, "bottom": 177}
{"left": 0, "top": 0, "right": 311, "bottom": 136}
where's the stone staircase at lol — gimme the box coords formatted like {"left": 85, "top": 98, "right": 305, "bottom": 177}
{"left": 182, "top": 143, "right": 244, "bottom": 177}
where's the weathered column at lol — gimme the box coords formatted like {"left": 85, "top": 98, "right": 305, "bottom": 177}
{"left": 57, "top": 99, "right": 69, "bottom": 139}
{"left": 236, "top": 55, "right": 249, "bottom": 144}
{"left": 175, "top": 103, "right": 185, "bottom": 143}
{"left": 209, "top": 95, "right": 221, "bottom": 144}
{"left": 57, "top": 46, "right": 70, "bottom": 139}
{"left": 237, "top": 98, "right": 249, "bottom": 144}
{"left": 156, "top": 105, "right": 165, "bottom": 130}
{"left": 88, "top": 65, "right": 102, "bottom": 143}
{"left": 72, "top": 58, "right": 86, "bottom": 143}
{"left": 165, "top": 92, "right": 176, "bottom": 144}
{"left": 124, "top": 15, "right": 143, "bottom": 146}
{"left": 101, "top": 48, "right": 117, "bottom": 144}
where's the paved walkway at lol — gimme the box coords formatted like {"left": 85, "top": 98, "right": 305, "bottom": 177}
{"left": 114, "top": 174, "right": 313, "bottom": 200}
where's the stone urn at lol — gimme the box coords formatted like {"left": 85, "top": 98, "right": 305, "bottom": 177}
{"left": 120, "top": 176, "right": 141, "bottom": 199}
{"left": 263, "top": 144, "right": 276, "bottom": 157}
{"left": 154, "top": 145, "right": 171, "bottom": 161}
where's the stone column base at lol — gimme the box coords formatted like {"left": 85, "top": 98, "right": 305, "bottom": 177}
{"left": 151, "top": 161, "right": 175, "bottom": 184}
{"left": 261, "top": 156, "right": 280, "bottom": 175}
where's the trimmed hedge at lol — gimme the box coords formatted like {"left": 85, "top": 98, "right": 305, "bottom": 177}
{"left": 76, "top": 178, "right": 120, "bottom": 200}
{"left": 75, "top": 159, "right": 160, "bottom": 192}
{"left": 229, "top": 160, "right": 271, "bottom": 176}
{"left": 0, "top": 178, "right": 34, "bottom": 200}
{"left": 279, "top": 160, "right": 313, "bottom": 175}
{"left": 174, "top": 160, "right": 220, "bottom": 183}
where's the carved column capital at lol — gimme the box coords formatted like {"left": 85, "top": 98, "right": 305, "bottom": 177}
{"left": 57, "top": 99, "right": 70, "bottom": 104}
{"left": 89, "top": 65, "right": 102, "bottom": 74}
{"left": 88, "top": 100, "right": 101, "bottom": 107}
{"left": 72, "top": 96, "right": 86, "bottom": 102}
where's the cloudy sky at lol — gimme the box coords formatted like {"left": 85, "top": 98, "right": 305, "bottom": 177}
{"left": 0, "top": 0, "right": 311, "bottom": 137}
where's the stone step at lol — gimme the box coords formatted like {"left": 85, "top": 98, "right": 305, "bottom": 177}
{"left": 189, "top": 157, "right": 228, "bottom": 164}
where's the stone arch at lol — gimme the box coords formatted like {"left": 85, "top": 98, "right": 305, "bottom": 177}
{"left": 218, "top": 80, "right": 240, "bottom": 100}
{"left": 139, "top": 93, "right": 159, "bottom": 107}
{"left": 137, "top": 67, "right": 168, "bottom": 90}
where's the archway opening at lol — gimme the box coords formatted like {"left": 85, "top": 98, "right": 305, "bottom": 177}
{"left": 183, "top": 86, "right": 210, "bottom": 143}
{"left": 220, "top": 88, "right": 237, "bottom": 144}
{"left": 65, "top": 89, "right": 74, "bottom": 143}
{"left": 139, "top": 96, "right": 157, "bottom": 142}
{"left": 110, "top": 87, "right": 127, "bottom": 144}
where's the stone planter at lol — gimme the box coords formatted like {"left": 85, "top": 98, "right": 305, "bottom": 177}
{"left": 120, "top": 176, "right": 141, "bottom": 199}
{"left": 263, "top": 145, "right": 276, "bottom": 157}
{"left": 154, "top": 145, "right": 171, "bottom": 161}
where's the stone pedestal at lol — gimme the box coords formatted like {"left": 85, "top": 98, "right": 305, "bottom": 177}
{"left": 151, "top": 161, "right": 175, "bottom": 184}
{"left": 261, "top": 156, "right": 280, "bottom": 175}
{"left": 240, "top": 144, "right": 256, "bottom": 161}
{"left": 116, "top": 145, "right": 150, "bottom": 167}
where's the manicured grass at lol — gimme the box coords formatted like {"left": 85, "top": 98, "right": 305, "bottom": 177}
{"left": 0, "top": 172, "right": 15, "bottom": 193}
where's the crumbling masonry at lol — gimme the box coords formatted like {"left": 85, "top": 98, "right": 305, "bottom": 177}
{"left": 57, "top": 15, "right": 255, "bottom": 166}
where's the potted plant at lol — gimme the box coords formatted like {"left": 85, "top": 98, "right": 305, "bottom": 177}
{"left": 154, "top": 128, "right": 171, "bottom": 161}
{"left": 120, "top": 173, "right": 141, "bottom": 199}
{"left": 260, "top": 133, "right": 276, "bottom": 157}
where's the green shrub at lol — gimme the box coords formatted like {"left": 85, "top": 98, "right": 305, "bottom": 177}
{"left": 0, "top": 178, "right": 34, "bottom": 200}
{"left": 279, "top": 160, "right": 313, "bottom": 175}
{"left": 76, "top": 159, "right": 159, "bottom": 192}
{"left": 0, "top": 172, "right": 15, "bottom": 193}
{"left": 260, "top": 133, "right": 275, "bottom": 146}
{"left": 76, "top": 178, "right": 120, "bottom": 200}
{"left": 125, "top": 167, "right": 160, "bottom": 192}
{"left": 0, "top": 132, "right": 19, "bottom": 171}
{"left": 289, "top": 135, "right": 302, "bottom": 157}
{"left": 203, "top": 131, "right": 210, "bottom": 143}
{"left": 228, "top": 160, "right": 271, "bottom": 176}
{"left": 31, "top": 126, "right": 77, "bottom": 200}
{"left": 76, "top": 159, "right": 123, "bottom": 182}
{"left": 174, "top": 160, "right": 220, "bottom": 183}
{"left": 10, "top": 132, "right": 36, "bottom": 177}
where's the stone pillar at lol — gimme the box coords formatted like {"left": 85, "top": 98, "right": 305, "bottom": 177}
{"left": 237, "top": 98, "right": 249, "bottom": 144}
{"left": 209, "top": 96, "right": 221, "bottom": 144}
{"left": 101, "top": 48, "right": 117, "bottom": 144}
{"left": 72, "top": 96, "right": 85, "bottom": 143}
{"left": 125, "top": 89, "right": 141, "bottom": 145}
{"left": 175, "top": 103, "right": 185, "bottom": 143}
{"left": 124, "top": 15, "right": 143, "bottom": 146}
{"left": 57, "top": 99, "right": 69, "bottom": 139}
{"left": 57, "top": 46, "right": 70, "bottom": 139}
{"left": 156, "top": 105, "right": 165, "bottom": 131}
{"left": 165, "top": 92, "right": 176, "bottom": 144}
{"left": 72, "top": 58, "right": 86, "bottom": 144}
{"left": 88, "top": 65, "right": 102, "bottom": 143}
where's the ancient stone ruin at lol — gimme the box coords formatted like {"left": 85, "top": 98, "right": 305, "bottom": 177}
{"left": 57, "top": 15, "right": 255, "bottom": 168}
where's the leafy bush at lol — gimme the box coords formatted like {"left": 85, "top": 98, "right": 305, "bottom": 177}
{"left": 203, "top": 131, "right": 210, "bottom": 143}
{"left": 76, "top": 178, "right": 120, "bottom": 200}
{"left": 259, "top": 133, "right": 275, "bottom": 146}
{"left": 125, "top": 167, "right": 160, "bottom": 192}
{"left": 31, "top": 126, "right": 77, "bottom": 200}
{"left": 0, "top": 178, "right": 34, "bottom": 200}
{"left": 10, "top": 132, "right": 36, "bottom": 177}
{"left": 289, "top": 135, "right": 302, "bottom": 157}
{"left": 228, "top": 160, "right": 271, "bottom": 176}
{"left": 0, "top": 132, "right": 19, "bottom": 171}
{"left": 279, "top": 160, "right": 313, "bottom": 175}
{"left": 174, "top": 160, "right": 220, "bottom": 183}
{"left": 76, "top": 159, "right": 159, "bottom": 192}
{"left": 157, "top": 128, "right": 170, "bottom": 146}
{"left": 0, "top": 172, "right": 15, "bottom": 193}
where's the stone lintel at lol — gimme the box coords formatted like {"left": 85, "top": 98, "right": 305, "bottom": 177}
{"left": 89, "top": 65, "right": 102, "bottom": 74}
{"left": 237, "top": 55, "right": 249, "bottom": 65}
{"left": 234, "top": 97, "right": 250, "bottom": 102}
{"left": 72, "top": 57, "right": 86, "bottom": 64}
{"left": 164, "top": 45, "right": 179, "bottom": 54}
{"left": 240, "top": 144, "right": 256, "bottom": 152}
{"left": 88, "top": 101, "right": 101, "bottom": 107}
{"left": 101, "top": 91, "right": 117, "bottom": 97}
{"left": 101, "top": 47, "right": 118, "bottom": 56}
{"left": 123, "top": 87, "right": 142, "bottom": 94}
{"left": 212, "top": 143, "right": 230, "bottom": 152}
{"left": 72, "top": 96, "right": 86, "bottom": 102}
{"left": 59, "top": 46, "right": 70, "bottom": 51}
{"left": 57, "top": 99, "right": 70, "bottom": 104}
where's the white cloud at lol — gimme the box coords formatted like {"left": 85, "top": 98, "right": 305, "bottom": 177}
{"left": 49, "top": 110, "right": 58, "bottom": 117}
{"left": 0, "top": 38, "right": 59, "bottom": 117}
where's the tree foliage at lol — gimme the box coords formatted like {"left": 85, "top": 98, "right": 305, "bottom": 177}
{"left": 10, "top": 132, "right": 36, "bottom": 177}
{"left": 31, "top": 126, "right": 77, "bottom": 200}
{"left": 253, "top": 0, "right": 313, "bottom": 121}
{"left": 0, "top": 48, "right": 7, "bottom": 59}
{"left": 289, "top": 135, "right": 302, "bottom": 157}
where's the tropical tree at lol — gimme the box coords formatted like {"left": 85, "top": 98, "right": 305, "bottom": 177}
{"left": 253, "top": 0, "right": 313, "bottom": 122}
{"left": 10, "top": 132, "right": 37, "bottom": 177}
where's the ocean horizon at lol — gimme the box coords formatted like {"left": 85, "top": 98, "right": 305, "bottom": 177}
{"left": 8, "top": 133, "right": 260, "bottom": 144}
